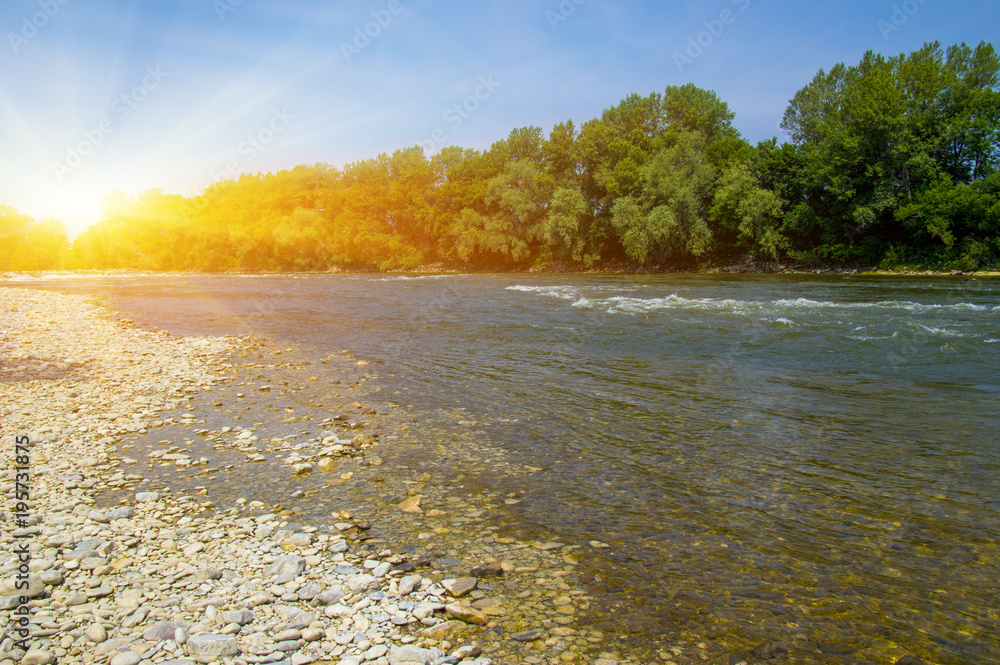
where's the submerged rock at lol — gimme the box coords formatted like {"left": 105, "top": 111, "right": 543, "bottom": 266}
{"left": 750, "top": 640, "right": 783, "bottom": 659}
{"left": 441, "top": 576, "right": 478, "bottom": 598}
{"left": 470, "top": 563, "right": 504, "bottom": 578}
{"left": 398, "top": 495, "right": 422, "bottom": 514}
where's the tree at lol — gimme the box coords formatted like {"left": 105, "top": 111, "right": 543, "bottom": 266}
{"left": 0, "top": 207, "right": 69, "bottom": 270}
{"left": 0, "top": 206, "right": 32, "bottom": 270}
{"left": 272, "top": 209, "right": 328, "bottom": 270}
{"left": 452, "top": 160, "right": 552, "bottom": 265}
{"left": 611, "top": 131, "right": 715, "bottom": 265}
{"left": 544, "top": 187, "right": 601, "bottom": 265}
{"left": 712, "top": 162, "right": 786, "bottom": 259}
{"left": 778, "top": 41, "right": 1000, "bottom": 263}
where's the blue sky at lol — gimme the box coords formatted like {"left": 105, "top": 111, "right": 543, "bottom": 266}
{"left": 1, "top": 0, "right": 996, "bottom": 236}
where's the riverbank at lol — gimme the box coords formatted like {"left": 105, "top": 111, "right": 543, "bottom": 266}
{"left": 3, "top": 263, "right": 999, "bottom": 281}
{"left": 0, "top": 265, "right": 1000, "bottom": 285}
{"left": 0, "top": 287, "right": 660, "bottom": 665}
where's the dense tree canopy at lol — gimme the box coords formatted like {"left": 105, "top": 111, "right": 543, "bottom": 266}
{"left": 778, "top": 40, "right": 1000, "bottom": 266}
{"left": 0, "top": 206, "right": 70, "bottom": 270}
{"left": 4, "top": 41, "right": 997, "bottom": 273}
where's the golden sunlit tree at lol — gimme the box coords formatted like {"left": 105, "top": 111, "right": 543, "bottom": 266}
{"left": 0, "top": 206, "right": 70, "bottom": 270}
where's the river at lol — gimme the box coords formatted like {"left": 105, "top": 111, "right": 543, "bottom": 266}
{"left": 9, "top": 272, "right": 1000, "bottom": 664}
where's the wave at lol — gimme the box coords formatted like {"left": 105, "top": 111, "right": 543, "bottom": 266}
{"left": 506, "top": 285, "right": 578, "bottom": 299}
{"left": 848, "top": 332, "right": 900, "bottom": 341}
{"left": 506, "top": 284, "right": 631, "bottom": 299}
{"left": 912, "top": 324, "right": 965, "bottom": 338}
{"left": 771, "top": 298, "right": 988, "bottom": 312}
{"left": 507, "top": 286, "right": 995, "bottom": 317}
{"left": 375, "top": 275, "right": 461, "bottom": 281}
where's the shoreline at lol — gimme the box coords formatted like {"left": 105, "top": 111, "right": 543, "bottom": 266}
{"left": 2, "top": 266, "right": 999, "bottom": 281}
{"left": 0, "top": 287, "right": 661, "bottom": 665}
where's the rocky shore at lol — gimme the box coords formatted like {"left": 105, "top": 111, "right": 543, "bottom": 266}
{"left": 0, "top": 287, "right": 637, "bottom": 665}
{"left": 0, "top": 287, "right": 501, "bottom": 665}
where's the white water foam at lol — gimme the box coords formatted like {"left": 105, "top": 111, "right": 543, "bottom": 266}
{"left": 913, "top": 324, "right": 965, "bottom": 337}
{"left": 848, "top": 332, "right": 900, "bottom": 341}
{"left": 375, "top": 275, "right": 461, "bottom": 281}
{"left": 507, "top": 284, "right": 635, "bottom": 296}
{"left": 508, "top": 286, "right": 994, "bottom": 317}
{"left": 506, "top": 285, "right": 579, "bottom": 299}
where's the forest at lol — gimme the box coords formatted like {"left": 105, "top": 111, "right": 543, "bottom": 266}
{"left": 3, "top": 41, "right": 999, "bottom": 273}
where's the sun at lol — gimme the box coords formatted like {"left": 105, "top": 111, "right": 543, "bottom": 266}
{"left": 12, "top": 180, "right": 108, "bottom": 240}
{"left": 48, "top": 187, "right": 104, "bottom": 238}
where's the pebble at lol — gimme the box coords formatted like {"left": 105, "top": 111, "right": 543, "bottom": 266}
{"left": 274, "top": 629, "right": 301, "bottom": 642}
{"left": 187, "top": 634, "right": 238, "bottom": 660}
{"left": 0, "top": 287, "right": 630, "bottom": 665}
{"left": 20, "top": 650, "right": 55, "bottom": 665}
{"left": 220, "top": 609, "right": 255, "bottom": 625}
{"left": 86, "top": 622, "right": 108, "bottom": 643}
{"left": 109, "top": 652, "right": 143, "bottom": 665}
{"left": 388, "top": 644, "right": 445, "bottom": 664}
{"left": 144, "top": 621, "right": 188, "bottom": 641}
{"left": 397, "top": 496, "right": 422, "bottom": 514}
{"left": 446, "top": 603, "right": 488, "bottom": 625}
{"left": 441, "top": 577, "right": 478, "bottom": 598}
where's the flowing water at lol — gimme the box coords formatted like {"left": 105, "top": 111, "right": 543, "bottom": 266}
{"left": 8, "top": 273, "right": 1000, "bottom": 663}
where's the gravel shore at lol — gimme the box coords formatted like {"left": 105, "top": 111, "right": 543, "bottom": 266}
{"left": 0, "top": 287, "right": 502, "bottom": 665}
{"left": 0, "top": 287, "right": 650, "bottom": 665}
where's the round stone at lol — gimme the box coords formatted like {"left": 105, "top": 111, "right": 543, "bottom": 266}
{"left": 273, "top": 629, "right": 302, "bottom": 642}
{"left": 86, "top": 622, "right": 107, "bottom": 643}
{"left": 20, "top": 650, "right": 55, "bottom": 665}
{"left": 109, "top": 652, "right": 142, "bottom": 665}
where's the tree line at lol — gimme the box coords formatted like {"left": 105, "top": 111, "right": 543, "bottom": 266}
{"left": 4, "top": 41, "right": 998, "bottom": 273}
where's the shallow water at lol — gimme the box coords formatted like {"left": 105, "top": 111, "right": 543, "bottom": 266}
{"left": 10, "top": 273, "right": 1000, "bottom": 663}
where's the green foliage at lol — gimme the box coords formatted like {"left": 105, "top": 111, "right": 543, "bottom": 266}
{"left": 545, "top": 187, "right": 601, "bottom": 265}
{"left": 451, "top": 160, "right": 551, "bottom": 265}
{"left": 6, "top": 42, "right": 997, "bottom": 272}
{"left": 712, "top": 162, "right": 786, "bottom": 259}
{"left": 453, "top": 208, "right": 529, "bottom": 263}
{"left": 611, "top": 131, "right": 715, "bottom": 265}
{"left": 895, "top": 171, "right": 1000, "bottom": 267}
{"left": 777, "top": 41, "right": 1000, "bottom": 264}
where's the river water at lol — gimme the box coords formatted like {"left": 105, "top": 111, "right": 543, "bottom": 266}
{"left": 10, "top": 273, "right": 1000, "bottom": 663}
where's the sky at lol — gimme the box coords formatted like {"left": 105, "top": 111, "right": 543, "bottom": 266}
{"left": 1, "top": 0, "right": 997, "bottom": 237}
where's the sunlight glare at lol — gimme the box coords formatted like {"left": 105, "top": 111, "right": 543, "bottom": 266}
{"left": 21, "top": 180, "right": 107, "bottom": 239}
